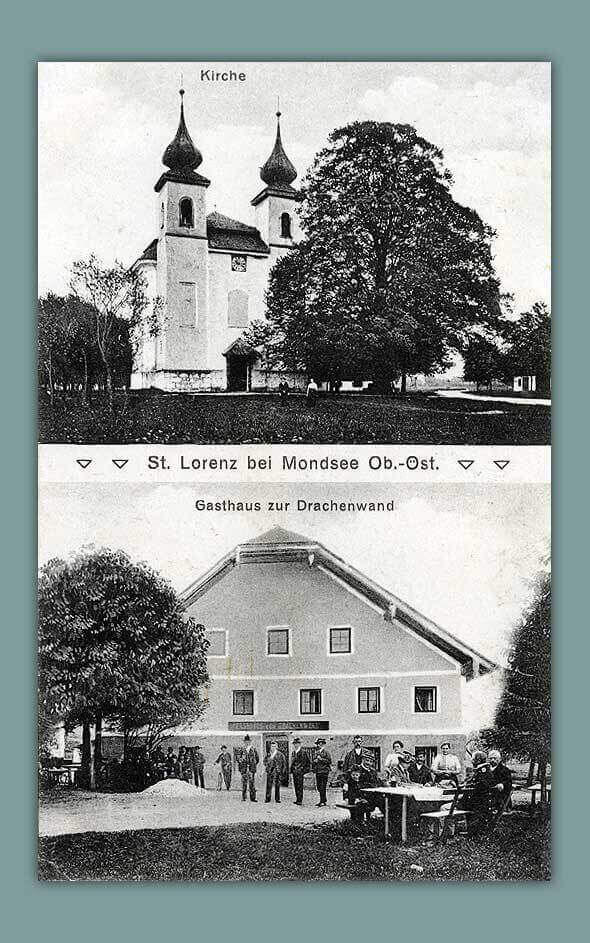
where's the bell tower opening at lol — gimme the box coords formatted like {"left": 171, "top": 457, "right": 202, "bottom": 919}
{"left": 179, "top": 197, "right": 194, "bottom": 228}
{"left": 280, "top": 212, "right": 292, "bottom": 238}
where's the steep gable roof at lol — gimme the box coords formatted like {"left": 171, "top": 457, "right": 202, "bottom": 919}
{"left": 181, "top": 528, "right": 497, "bottom": 679}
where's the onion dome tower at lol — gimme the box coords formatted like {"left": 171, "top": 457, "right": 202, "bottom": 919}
{"left": 155, "top": 88, "right": 210, "bottom": 192}
{"left": 259, "top": 110, "right": 297, "bottom": 189}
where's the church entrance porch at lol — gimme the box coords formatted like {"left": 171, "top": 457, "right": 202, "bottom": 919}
{"left": 226, "top": 354, "right": 251, "bottom": 392}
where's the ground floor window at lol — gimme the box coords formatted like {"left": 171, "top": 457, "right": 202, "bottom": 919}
{"left": 300, "top": 688, "right": 322, "bottom": 714}
{"left": 233, "top": 690, "right": 254, "bottom": 715}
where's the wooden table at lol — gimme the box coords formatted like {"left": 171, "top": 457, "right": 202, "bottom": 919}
{"left": 362, "top": 786, "right": 450, "bottom": 842}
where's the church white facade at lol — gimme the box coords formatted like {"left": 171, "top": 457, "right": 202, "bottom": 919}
{"left": 131, "top": 90, "right": 304, "bottom": 393}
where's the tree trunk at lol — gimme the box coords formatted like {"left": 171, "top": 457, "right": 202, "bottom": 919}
{"left": 81, "top": 351, "right": 89, "bottom": 406}
{"left": 81, "top": 721, "right": 92, "bottom": 789}
{"left": 526, "top": 757, "right": 536, "bottom": 787}
{"left": 538, "top": 756, "right": 549, "bottom": 815}
{"left": 105, "top": 363, "right": 114, "bottom": 412}
{"left": 91, "top": 712, "right": 103, "bottom": 790}
{"left": 400, "top": 372, "right": 407, "bottom": 394}
{"left": 47, "top": 354, "right": 54, "bottom": 406}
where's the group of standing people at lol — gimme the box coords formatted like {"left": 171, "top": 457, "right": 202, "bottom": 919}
{"left": 236, "top": 734, "right": 333, "bottom": 806}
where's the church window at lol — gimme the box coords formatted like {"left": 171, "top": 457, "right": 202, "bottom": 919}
{"left": 179, "top": 197, "right": 194, "bottom": 228}
{"left": 179, "top": 281, "right": 197, "bottom": 328}
{"left": 227, "top": 289, "right": 249, "bottom": 328}
{"left": 280, "top": 212, "right": 292, "bottom": 238}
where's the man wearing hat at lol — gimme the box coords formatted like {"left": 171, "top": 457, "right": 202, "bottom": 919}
{"left": 430, "top": 741, "right": 462, "bottom": 786}
{"left": 264, "top": 741, "right": 287, "bottom": 803}
{"left": 312, "top": 738, "right": 332, "bottom": 807}
{"left": 214, "top": 744, "right": 233, "bottom": 791}
{"left": 290, "top": 737, "right": 311, "bottom": 805}
{"left": 236, "top": 735, "right": 259, "bottom": 802}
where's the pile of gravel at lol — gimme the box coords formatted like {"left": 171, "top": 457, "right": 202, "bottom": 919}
{"left": 140, "top": 779, "right": 198, "bottom": 798}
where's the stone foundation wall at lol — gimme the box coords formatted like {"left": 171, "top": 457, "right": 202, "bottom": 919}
{"left": 131, "top": 368, "right": 306, "bottom": 393}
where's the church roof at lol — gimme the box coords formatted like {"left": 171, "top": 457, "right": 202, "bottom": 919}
{"left": 207, "top": 212, "right": 269, "bottom": 255}
{"left": 180, "top": 528, "right": 497, "bottom": 679}
{"left": 260, "top": 111, "right": 297, "bottom": 188}
{"left": 139, "top": 239, "right": 158, "bottom": 262}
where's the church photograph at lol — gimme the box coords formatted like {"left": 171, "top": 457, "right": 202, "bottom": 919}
{"left": 38, "top": 62, "right": 551, "bottom": 445}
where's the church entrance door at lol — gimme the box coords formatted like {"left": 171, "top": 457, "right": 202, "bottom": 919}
{"left": 227, "top": 355, "right": 251, "bottom": 392}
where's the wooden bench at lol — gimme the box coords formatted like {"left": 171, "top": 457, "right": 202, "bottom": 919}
{"left": 336, "top": 800, "right": 371, "bottom": 822}
{"left": 421, "top": 808, "right": 471, "bottom": 840}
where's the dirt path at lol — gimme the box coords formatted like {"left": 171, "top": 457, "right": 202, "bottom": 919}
{"left": 39, "top": 788, "right": 349, "bottom": 837}
{"left": 436, "top": 390, "right": 551, "bottom": 406}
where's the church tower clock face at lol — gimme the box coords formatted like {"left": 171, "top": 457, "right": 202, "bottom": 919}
{"left": 231, "top": 255, "right": 247, "bottom": 272}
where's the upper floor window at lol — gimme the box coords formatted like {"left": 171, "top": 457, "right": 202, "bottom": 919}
{"left": 179, "top": 197, "right": 194, "bottom": 228}
{"left": 330, "top": 626, "right": 351, "bottom": 654}
{"left": 267, "top": 628, "right": 289, "bottom": 655}
{"left": 300, "top": 689, "right": 322, "bottom": 715}
{"left": 414, "top": 686, "right": 437, "bottom": 713}
{"left": 358, "top": 687, "right": 381, "bottom": 713}
{"left": 233, "top": 690, "right": 254, "bottom": 715}
{"left": 280, "top": 212, "right": 292, "bottom": 238}
{"left": 227, "top": 289, "right": 249, "bottom": 328}
{"left": 206, "top": 630, "right": 227, "bottom": 657}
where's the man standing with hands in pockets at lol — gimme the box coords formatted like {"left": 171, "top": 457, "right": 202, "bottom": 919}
{"left": 313, "top": 737, "right": 332, "bottom": 807}
{"left": 264, "top": 741, "right": 287, "bottom": 803}
{"left": 290, "top": 737, "right": 311, "bottom": 805}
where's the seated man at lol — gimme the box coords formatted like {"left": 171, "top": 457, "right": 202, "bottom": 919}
{"left": 464, "top": 751, "right": 494, "bottom": 835}
{"left": 488, "top": 749, "right": 513, "bottom": 812}
{"left": 342, "top": 736, "right": 379, "bottom": 821}
{"left": 409, "top": 750, "right": 434, "bottom": 786}
{"left": 430, "top": 741, "right": 462, "bottom": 787}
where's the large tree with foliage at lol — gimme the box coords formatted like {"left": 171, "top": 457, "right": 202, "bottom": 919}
{"left": 38, "top": 548, "right": 209, "bottom": 788}
{"left": 503, "top": 302, "right": 551, "bottom": 391}
{"left": 463, "top": 334, "right": 506, "bottom": 390}
{"left": 488, "top": 570, "right": 551, "bottom": 805}
{"left": 250, "top": 122, "right": 503, "bottom": 389}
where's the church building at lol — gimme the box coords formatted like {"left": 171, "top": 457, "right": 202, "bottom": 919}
{"left": 131, "top": 90, "right": 304, "bottom": 393}
{"left": 167, "top": 526, "right": 496, "bottom": 783}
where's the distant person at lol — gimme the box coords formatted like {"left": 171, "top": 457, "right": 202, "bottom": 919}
{"left": 290, "top": 737, "right": 311, "bottom": 805}
{"left": 164, "top": 746, "right": 177, "bottom": 778}
{"left": 408, "top": 750, "right": 434, "bottom": 786}
{"left": 237, "top": 735, "right": 259, "bottom": 802}
{"left": 488, "top": 749, "right": 513, "bottom": 811}
{"left": 431, "top": 741, "right": 462, "bottom": 786}
{"left": 278, "top": 380, "right": 290, "bottom": 404}
{"left": 264, "top": 741, "right": 287, "bottom": 803}
{"left": 215, "top": 745, "right": 233, "bottom": 791}
{"left": 192, "top": 745, "right": 206, "bottom": 790}
{"left": 176, "top": 746, "right": 192, "bottom": 783}
{"left": 312, "top": 738, "right": 332, "bottom": 807}
{"left": 306, "top": 378, "right": 318, "bottom": 407}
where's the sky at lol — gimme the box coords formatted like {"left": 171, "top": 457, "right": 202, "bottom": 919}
{"left": 38, "top": 61, "right": 550, "bottom": 314}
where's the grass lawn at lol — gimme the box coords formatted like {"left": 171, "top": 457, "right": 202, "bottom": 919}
{"left": 38, "top": 816, "right": 550, "bottom": 882}
{"left": 38, "top": 391, "right": 551, "bottom": 445}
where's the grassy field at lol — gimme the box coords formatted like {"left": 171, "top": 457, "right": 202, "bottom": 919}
{"left": 39, "top": 391, "right": 551, "bottom": 445}
{"left": 39, "top": 815, "right": 550, "bottom": 882}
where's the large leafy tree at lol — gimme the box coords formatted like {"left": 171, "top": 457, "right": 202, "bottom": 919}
{"left": 251, "top": 122, "right": 502, "bottom": 388}
{"left": 38, "top": 548, "right": 209, "bottom": 788}
{"left": 503, "top": 302, "right": 551, "bottom": 391}
{"left": 463, "top": 334, "right": 506, "bottom": 390}
{"left": 489, "top": 570, "right": 551, "bottom": 804}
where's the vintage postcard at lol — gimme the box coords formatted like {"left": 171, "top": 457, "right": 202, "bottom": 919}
{"left": 37, "top": 62, "right": 551, "bottom": 882}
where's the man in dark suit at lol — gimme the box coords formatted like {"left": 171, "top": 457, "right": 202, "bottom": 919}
{"left": 264, "top": 741, "right": 287, "bottom": 802}
{"left": 312, "top": 738, "right": 332, "bottom": 807}
{"left": 290, "top": 737, "right": 311, "bottom": 805}
{"left": 489, "top": 749, "right": 513, "bottom": 811}
{"left": 408, "top": 750, "right": 434, "bottom": 785}
{"left": 236, "top": 734, "right": 259, "bottom": 802}
{"left": 214, "top": 744, "right": 233, "bottom": 791}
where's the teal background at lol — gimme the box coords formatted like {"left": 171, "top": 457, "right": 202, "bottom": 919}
{"left": 1, "top": 0, "right": 585, "bottom": 937}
